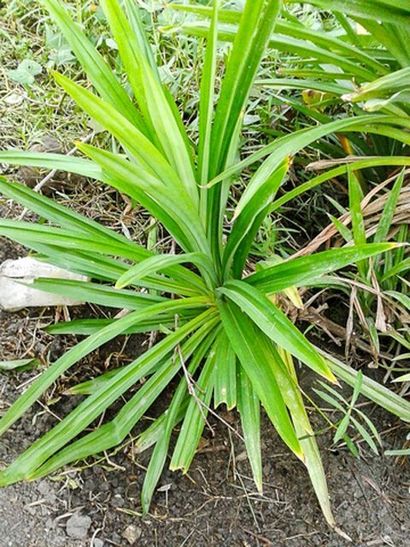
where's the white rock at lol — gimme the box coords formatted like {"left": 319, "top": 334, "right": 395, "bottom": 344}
{"left": 3, "top": 92, "right": 26, "bottom": 106}
{"left": 122, "top": 524, "right": 141, "bottom": 544}
{"left": 0, "top": 257, "right": 88, "bottom": 311}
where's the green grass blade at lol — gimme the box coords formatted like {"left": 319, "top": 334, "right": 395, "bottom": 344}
{"left": 0, "top": 223, "right": 204, "bottom": 296}
{"left": 0, "top": 299, "right": 206, "bottom": 442}
{"left": 0, "top": 310, "right": 217, "bottom": 485}
{"left": 172, "top": 4, "right": 386, "bottom": 75}
{"left": 222, "top": 158, "right": 288, "bottom": 277}
{"left": 206, "top": 0, "right": 282, "bottom": 266}
{"left": 0, "top": 151, "right": 101, "bottom": 179}
{"left": 68, "top": 367, "right": 125, "bottom": 396}
{"left": 218, "top": 300, "right": 302, "bottom": 459}
{"left": 322, "top": 349, "right": 410, "bottom": 422}
{"left": 237, "top": 366, "right": 262, "bottom": 492}
{"left": 381, "top": 257, "right": 410, "bottom": 282}
{"left": 76, "top": 143, "right": 209, "bottom": 256}
{"left": 33, "top": 278, "right": 209, "bottom": 308}
{"left": 0, "top": 177, "right": 144, "bottom": 252}
{"left": 101, "top": 0, "right": 198, "bottom": 203}
{"left": 269, "top": 157, "right": 410, "bottom": 213}
{"left": 46, "top": 312, "right": 198, "bottom": 336}
{"left": 348, "top": 169, "right": 367, "bottom": 278}
{"left": 30, "top": 317, "right": 219, "bottom": 485}
{"left": 375, "top": 170, "right": 405, "bottom": 243}
{"left": 219, "top": 281, "right": 335, "bottom": 382}
{"left": 210, "top": 0, "right": 282, "bottom": 175}
{"left": 115, "top": 253, "right": 213, "bottom": 291}
{"left": 207, "top": 114, "right": 409, "bottom": 188}
{"left": 0, "top": 220, "right": 145, "bottom": 262}
{"left": 32, "top": 278, "right": 165, "bottom": 309}
{"left": 213, "top": 331, "right": 237, "bottom": 410}
{"left": 198, "top": 0, "right": 219, "bottom": 224}
{"left": 179, "top": 22, "right": 379, "bottom": 82}
{"left": 123, "top": 0, "right": 158, "bottom": 74}
{"left": 350, "top": 416, "right": 379, "bottom": 455}
{"left": 349, "top": 170, "right": 366, "bottom": 245}
{"left": 277, "top": 349, "right": 335, "bottom": 527}
{"left": 0, "top": 359, "right": 39, "bottom": 372}
{"left": 40, "top": 0, "right": 144, "bottom": 129}
{"left": 134, "top": 402, "right": 189, "bottom": 455}
{"left": 99, "top": 0, "right": 157, "bottom": 142}
{"left": 170, "top": 345, "right": 217, "bottom": 472}
{"left": 53, "top": 73, "right": 181, "bottom": 187}
{"left": 285, "top": 0, "right": 410, "bottom": 26}
{"left": 247, "top": 244, "right": 397, "bottom": 293}
{"left": 141, "top": 330, "right": 217, "bottom": 511}
{"left": 385, "top": 291, "right": 410, "bottom": 312}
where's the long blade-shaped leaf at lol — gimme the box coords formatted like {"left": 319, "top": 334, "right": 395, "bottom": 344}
{"left": 115, "top": 253, "right": 214, "bottom": 291}
{"left": 285, "top": 0, "right": 410, "bottom": 26}
{"left": 218, "top": 299, "right": 302, "bottom": 459}
{"left": 219, "top": 281, "right": 335, "bottom": 382}
{"left": 270, "top": 157, "right": 410, "bottom": 213}
{"left": 246, "top": 244, "right": 397, "bottom": 293}
{"left": 0, "top": 299, "right": 207, "bottom": 441}
{"left": 0, "top": 309, "right": 217, "bottom": 485}
{"left": 29, "top": 318, "right": 219, "bottom": 486}
{"left": 374, "top": 170, "right": 405, "bottom": 243}
{"left": 76, "top": 143, "right": 209, "bottom": 256}
{"left": 198, "top": 0, "right": 219, "bottom": 224}
{"left": 0, "top": 151, "right": 101, "bottom": 179}
{"left": 210, "top": 0, "right": 281, "bottom": 174}
{"left": 141, "top": 330, "right": 217, "bottom": 512}
{"left": 101, "top": 0, "right": 198, "bottom": 203}
{"left": 223, "top": 158, "right": 289, "bottom": 277}
{"left": 277, "top": 349, "right": 335, "bottom": 527}
{"left": 206, "top": 0, "right": 282, "bottom": 266}
{"left": 237, "top": 366, "right": 262, "bottom": 492}
{"left": 53, "top": 72, "right": 180, "bottom": 187}
{"left": 0, "top": 177, "right": 145, "bottom": 252}
{"left": 171, "top": 4, "right": 386, "bottom": 76}
{"left": 208, "top": 114, "right": 410, "bottom": 188}
{"left": 322, "top": 349, "right": 410, "bottom": 422}
{"left": 40, "top": 0, "right": 145, "bottom": 129}
{"left": 213, "top": 330, "right": 237, "bottom": 410}
{"left": 170, "top": 340, "right": 217, "bottom": 472}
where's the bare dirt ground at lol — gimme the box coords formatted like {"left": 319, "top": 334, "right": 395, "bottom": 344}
{"left": 1, "top": 359, "right": 410, "bottom": 547}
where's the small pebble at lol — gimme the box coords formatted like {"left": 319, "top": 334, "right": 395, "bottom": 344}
{"left": 122, "top": 524, "right": 142, "bottom": 544}
{"left": 66, "top": 514, "right": 92, "bottom": 540}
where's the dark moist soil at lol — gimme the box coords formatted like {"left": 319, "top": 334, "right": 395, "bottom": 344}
{"left": 1, "top": 368, "right": 410, "bottom": 547}
{"left": 1, "top": 240, "right": 410, "bottom": 547}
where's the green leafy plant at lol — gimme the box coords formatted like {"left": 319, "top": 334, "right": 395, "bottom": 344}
{"left": 325, "top": 168, "right": 409, "bottom": 360}
{"left": 314, "top": 372, "right": 383, "bottom": 457}
{"left": 385, "top": 372, "right": 410, "bottom": 457}
{"left": 174, "top": 0, "right": 410, "bottom": 157}
{"left": 8, "top": 59, "right": 43, "bottom": 86}
{"left": 0, "top": 359, "right": 39, "bottom": 372}
{"left": 1, "top": 0, "right": 410, "bottom": 528}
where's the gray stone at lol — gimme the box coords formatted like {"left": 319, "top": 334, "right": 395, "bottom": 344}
{"left": 66, "top": 514, "right": 92, "bottom": 540}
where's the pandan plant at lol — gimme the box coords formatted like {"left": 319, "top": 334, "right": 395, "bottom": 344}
{"left": 0, "top": 0, "right": 409, "bottom": 527}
